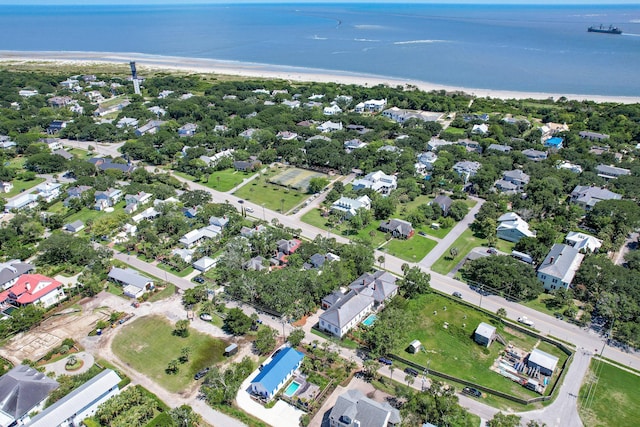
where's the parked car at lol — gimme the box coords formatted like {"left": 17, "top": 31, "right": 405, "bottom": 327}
{"left": 404, "top": 367, "right": 419, "bottom": 377}
{"left": 193, "top": 276, "right": 205, "bottom": 284}
{"left": 486, "top": 247, "right": 498, "bottom": 255}
{"left": 453, "top": 291, "right": 462, "bottom": 298}
{"left": 517, "top": 316, "right": 535, "bottom": 327}
{"left": 462, "top": 386, "right": 482, "bottom": 398}
{"left": 418, "top": 231, "right": 427, "bottom": 236}
{"left": 245, "top": 207, "right": 254, "bottom": 213}
{"left": 131, "top": 301, "right": 140, "bottom": 308}
{"left": 378, "top": 357, "right": 393, "bottom": 366}
{"left": 200, "top": 313, "right": 213, "bottom": 321}
{"left": 194, "top": 367, "right": 210, "bottom": 380}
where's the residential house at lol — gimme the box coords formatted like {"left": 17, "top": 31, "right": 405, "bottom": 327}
{"left": 28, "top": 369, "right": 121, "bottom": 427}
{"left": 148, "top": 106, "right": 166, "bottom": 117}
{"left": 596, "top": 164, "right": 631, "bottom": 180}
{"left": 240, "top": 224, "right": 266, "bottom": 238}
{"left": 64, "top": 185, "right": 92, "bottom": 207}
{"left": 282, "top": 100, "right": 301, "bottom": 108}
{"left": 307, "top": 252, "right": 340, "bottom": 269}
{"left": 527, "top": 349, "right": 559, "bottom": 376}
{"left": 116, "top": 117, "right": 139, "bottom": 128}
{"left": 556, "top": 161, "right": 582, "bottom": 174}
{"left": 180, "top": 93, "right": 194, "bottom": 100}
{"left": 495, "top": 169, "right": 530, "bottom": 194}
{"left": 382, "top": 107, "right": 442, "bottom": 123}
{"left": 453, "top": 161, "right": 482, "bottom": 181}
{"left": 89, "top": 157, "right": 135, "bottom": 174}
{"left": 47, "top": 120, "right": 67, "bottom": 134}
{"left": 463, "top": 113, "right": 490, "bottom": 122}
{"left": 250, "top": 347, "right": 304, "bottom": 401}
{"left": 0, "top": 274, "right": 65, "bottom": 308}
{"left": 487, "top": 144, "right": 512, "bottom": 153}
{"left": 569, "top": 185, "right": 622, "bottom": 210}
{"left": 496, "top": 212, "right": 536, "bottom": 243}
{"left": 60, "top": 78, "right": 79, "bottom": 89}
{"left": 579, "top": 131, "right": 609, "bottom": 142}
{"left": 431, "top": 194, "right": 453, "bottom": 215}
{"left": 179, "top": 225, "right": 222, "bottom": 248}
{"left": 379, "top": 219, "right": 414, "bottom": 239}
{"left": 352, "top": 171, "right": 397, "bottom": 195}
{"left": 427, "top": 138, "right": 456, "bottom": 151}
{"left": 0, "top": 182, "right": 12, "bottom": 193}
{"left": 63, "top": 220, "right": 85, "bottom": 233}
{"left": 47, "top": 96, "right": 73, "bottom": 108}
{"left": 0, "top": 260, "right": 33, "bottom": 291}
{"left": 344, "top": 139, "right": 367, "bottom": 151}
{"left": 158, "top": 90, "right": 174, "bottom": 99}
{"left": 4, "top": 194, "right": 38, "bottom": 212}
{"left": 214, "top": 124, "right": 229, "bottom": 132}
{"left": 474, "top": 322, "right": 497, "bottom": 347}
{"left": 565, "top": 231, "right": 602, "bottom": 253}
{"left": 178, "top": 123, "right": 198, "bottom": 137}
{"left": 537, "top": 244, "right": 584, "bottom": 291}
{"left": 318, "top": 121, "right": 343, "bottom": 133}
{"left": 472, "top": 123, "right": 489, "bottom": 135}
{"left": 209, "top": 216, "right": 230, "bottom": 228}
{"left": 415, "top": 152, "right": 438, "bottom": 174}
{"left": 239, "top": 128, "right": 257, "bottom": 139}
{"left": 0, "top": 365, "right": 59, "bottom": 427}
{"left": 93, "top": 100, "right": 130, "bottom": 117}
{"left": 331, "top": 195, "right": 372, "bottom": 219}
{"left": 347, "top": 271, "right": 398, "bottom": 307}
{"left": 135, "top": 120, "right": 165, "bottom": 137}
{"left": 243, "top": 256, "right": 267, "bottom": 271}
{"left": 193, "top": 256, "right": 216, "bottom": 272}
{"left": 306, "top": 135, "right": 331, "bottom": 143}
{"left": 0, "top": 136, "right": 16, "bottom": 149}
{"left": 40, "top": 138, "right": 63, "bottom": 151}
{"left": 335, "top": 94, "right": 353, "bottom": 104}
{"left": 276, "top": 131, "right": 298, "bottom": 141}
{"left": 198, "top": 149, "right": 235, "bottom": 167}
{"left": 539, "top": 122, "right": 568, "bottom": 140}
{"left": 346, "top": 124, "right": 372, "bottom": 135}
{"left": 329, "top": 389, "right": 401, "bottom": 427}
{"left": 323, "top": 104, "right": 343, "bottom": 115}
{"left": 52, "top": 149, "right": 73, "bottom": 160}
{"left": 233, "top": 160, "right": 261, "bottom": 172}
{"left": 319, "top": 291, "right": 374, "bottom": 338}
{"left": 276, "top": 239, "right": 301, "bottom": 255}
{"left": 107, "top": 267, "right": 154, "bottom": 298}
{"left": 94, "top": 188, "right": 122, "bottom": 210}
{"left": 544, "top": 137, "right": 563, "bottom": 150}
{"left": 304, "top": 101, "right": 323, "bottom": 108}
{"left": 124, "top": 192, "right": 152, "bottom": 212}
{"left": 18, "top": 89, "right": 38, "bottom": 97}
{"left": 131, "top": 207, "right": 160, "bottom": 223}
{"left": 35, "top": 182, "right": 62, "bottom": 203}
{"left": 354, "top": 99, "right": 387, "bottom": 113}
{"left": 522, "top": 149, "right": 548, "bottom": 162}
{"left": 171, "top": 248, "right": 194, "bottom": 263}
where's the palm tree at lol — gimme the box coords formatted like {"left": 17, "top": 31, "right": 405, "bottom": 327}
{"left": 180, "top": 347, "right": 191, "bottom": 363}
{"left": 405, "top": 374, "right": 415, "bottom": 387}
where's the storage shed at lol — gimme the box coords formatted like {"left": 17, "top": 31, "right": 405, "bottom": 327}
{"left": 408, "top": 340, "right": 422, "bottom": 354}
{"left": 527, "top": 348, "right": 559, "bottom": 376}
{"left": 224, "top": 343, "right": 238, "bottom": 357}
{"left": 474, "top": 322, "right": 497, "bottom": 347}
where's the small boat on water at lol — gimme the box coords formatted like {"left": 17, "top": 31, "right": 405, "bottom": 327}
{"left": 588, "top": 25, "right": 622, "bottom": 35}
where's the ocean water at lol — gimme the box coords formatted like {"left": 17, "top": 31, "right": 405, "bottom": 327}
{"left": 1, "top": 3, "right": 639, "bottom": 96}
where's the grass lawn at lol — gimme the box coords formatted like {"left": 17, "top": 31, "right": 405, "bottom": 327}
{"left": 106, "top": 283, "right": 125, "bottom": 297}
{"left": 431, "top": 228, "right": 491, "bottom": 275}
{"left": 147, "top": 284, "right": 176, "bottom": 302}
{"left": 382, "top": 236, "right": 437, "bottom": 262}
{"left": 203, "top": 168, "right": 256, "bottom": 192}
{"left": 1, "top": 177, "right": 45, "bottom": 198}
{"left": 523, "top": 294, "right": 564, "bottom": 317}
{"left": 156, "top": 262, "right": 194, "bottom": 278}
{"left": 392, "top": 293, "right": 544, "bottom": 399}
{"left": 68, "top": 148, "right": 91, "bottom": 159}
{"left": 579, "top": 359, "right": 640, "bottom": 427}
{"left": 234, "top": 181, "right": 307, "bottom": 213}
{"left": 4, "top": 157, "right": 26, "bottom": 169}
{"left": 112, "top": 315, "right": 227, "bottom": 393}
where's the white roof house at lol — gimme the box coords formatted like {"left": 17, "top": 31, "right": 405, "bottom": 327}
{"left": 317, "top": 121, "right": 343, "bottom": 133}
{"left": 453, "top": 161, "right": 482, "bottom": 182}
{"left": 179, "top": 225, "right": 222, "bottom": 248}
{"left": 496, "top": 212, "right": 536, "bottom": 243}
{"left": 527, "top": 349, "right": 559, "bottom": 376}
{"left": 28, "top": 369, "right": 121, "bottom": 427}
{"left": 472, "top": 123, "right": 489, "bottom": 134}
{"left": 565, "top": 231, "right": 602, "bottom": 253}
{"left": 108, "top": 267, "right": 154, "bottom": 298}
{"left": 193, "top": 256, "right": 216, "bottom": 272}
{"left": 382, "top": 107, "right": 442, "bottom": 123}
{"left": 537, "top": 244, "right": 584, "bottom": 291}
{"left": 352, "top": 171, "right": 397, "bottom": 195}
{"left": 329, "top": 389, "right": 401, "bottom": 427}
{"left": 5, "top": 194, "right": 38, "bottom": 212}
{"left": 323, "top": 104, "right": 342, "bottom": 116}
{"left": 331, "top": 195, "right": 372, "bottom": 219}
{"left": 36, "top": 182, "right": 62, "bottom": 203}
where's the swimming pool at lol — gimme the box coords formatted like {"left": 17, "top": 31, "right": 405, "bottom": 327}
{"left": 362, "top": 314, "right": 377, "bottom": 327}
{"left": 283, "top": 381, "right": 300, "bottom": 397}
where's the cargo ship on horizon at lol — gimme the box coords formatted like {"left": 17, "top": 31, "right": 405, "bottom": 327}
{"left": 588, "top": 25, "right": 623, "bottom": 35}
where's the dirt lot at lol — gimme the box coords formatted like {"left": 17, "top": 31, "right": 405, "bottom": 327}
{"left": 0, "top": 295, "right": 114, "bottom": 364}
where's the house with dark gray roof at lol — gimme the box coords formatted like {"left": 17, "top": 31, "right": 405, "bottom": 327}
{"left": 431, "top": 194, "right": 452, "bottom": 215}
{"left": 243, "top": 256, "right": 267, "bottom": 271}
{"left": 569, "top": 186, "right": 622, "bottom": 210}
{"left": 329, "top": 389, "right": 401, "bottom": 427}
{"left": 107, "top": 267, "right": 154, "bottom": 298}
{"left": 348, "top": 271, "right": 398, "bottom": 307}
{"left": 319, "top": 291, "right": 374, "bottom": 338}
{"left": 579, "top": 131, "right": 609, "bottom": 142}
{"left": 537, "top": 244, "right": 584, "bottom": 291}
{"left": 487, "top": 144, "right": 512, "bottom": 153}
{"left": 0, "top": 365, "right": 59, "bottom": 427}
{"left": 63, "top": 220, "right": 85, "bottom": 233}
{"left": 89, "top": 157, "right": 135, "bottom": 174}
{"left": 379, "top": 218, "right": 414, "bottom": 239}
{"left": 522, "top": 149, "right": 548, "bottom": 162}
{"left": 0, "top": 260, "right": 34, "bottom": 290}
{"left": 495, "top": 169, "right": 530, "bottom": 194}
{"left": 596, "top": 164, "right": 631, "bottom": 180}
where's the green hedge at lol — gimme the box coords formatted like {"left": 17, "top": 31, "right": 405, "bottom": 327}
{"left": 145, "top": 412, "right": 174, "bottom": 427}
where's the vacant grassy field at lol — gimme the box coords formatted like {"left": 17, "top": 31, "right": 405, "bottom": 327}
{"left": 112, "top": 315, "right": 227, "bottom": 392}
{"left": 392, "top": 293, "right": 544, "bottom": 399}
{"left": 579, "top": 359, "right": 640, "bottom": 427}
{"left": 204, "top": 168, "right": 256, "bottom": 192}
{"left": 147, "top": 284, "right": 176, "bottom": 302}
{"left": 234, "top": 180, "right": 306, "bottom": 213}
{"left": 383, "top": 235, "right": 437, "bottom": 262}
{"left": 1, "top": 177, "right": 45, "bottom": 198}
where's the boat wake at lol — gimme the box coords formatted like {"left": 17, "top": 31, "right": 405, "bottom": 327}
{"left": 394, "top": 39, "right": 448, "bottom": 45}
{"left": 354, "top": 38, "right": 380, "bottom": 42}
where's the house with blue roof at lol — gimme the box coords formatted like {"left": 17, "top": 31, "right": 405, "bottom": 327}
{"left": 544, "top": 137, "right": 563, "bottom": 150}
{"left": 250, "top": 347, "right": 304, "bottom": 400}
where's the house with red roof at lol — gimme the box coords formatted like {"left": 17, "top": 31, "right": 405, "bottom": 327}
{"left": 0, "top": 274, "right": 65, "bottom": 308}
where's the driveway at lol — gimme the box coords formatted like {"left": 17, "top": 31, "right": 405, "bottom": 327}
{"left": 44, "top": 351, "right": 95, "bottom": 376}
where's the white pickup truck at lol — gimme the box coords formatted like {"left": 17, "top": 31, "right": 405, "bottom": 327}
{"left": 517, "top": 316, "right": 535, "bottom": 327}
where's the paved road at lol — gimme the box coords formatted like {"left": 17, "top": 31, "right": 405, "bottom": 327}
{"left": 59, "top": 138, "right": 126, "bottom": 158}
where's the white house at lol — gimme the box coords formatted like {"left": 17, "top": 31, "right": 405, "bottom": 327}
{"left": 323, "top": 104, "right": 343, "bottom": 116}
{"left": 565, "top": 231, "right": 602, "bottom": 253}
{"left": 472, "top": 123, "right": 489, "bottom": 135}
{"left": 496, "top": 212, "right": 536, "bottom": 243}
{"left": 317, "top": 121, "right": 343, "bottom": 133}
{"left": 36, "top": 182, "right": 62, "bottom": 203}
{"left": 352, "top": 170, "right": 397, "bottom": 195}
{"left": 4, "top": 193, "right": 39, "bottom": 212}
{"left": 108, "top": 267, "right": 154, "bottom": 298}
{"left": 0, "top": 274, "right": 65, "bottom": 308}
{"left": 537, "top": 244, "right": 584, "bottom": 291}
{"left": 331, "top": 195, "right": 371, "bottom": 218}
{"left": 319, "top": 291, "right": 374, "bottom": 338}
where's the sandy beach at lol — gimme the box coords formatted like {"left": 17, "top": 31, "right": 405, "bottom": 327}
{"left": 1, "top": 50, "right": 638, "bottom": 104}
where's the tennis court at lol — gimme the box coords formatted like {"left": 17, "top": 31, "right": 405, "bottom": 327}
{"left": 269, "top": 167, "right": 327, "bottom": 192}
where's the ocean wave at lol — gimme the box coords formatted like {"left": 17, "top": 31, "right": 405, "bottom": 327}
{"left": 394, "top": 39, "right": 448, "bottom": 45}
{"left": 630, "top": 19, "right": 640, "bottom": 23}
{"left": 312, "top": 35, "right": 328, "bottom": 40}
{"left": 354, "top": 24, "right": 386, "bottom": 30}
{"left": 354, "top": 38, "right": 380, "bottom": 42}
